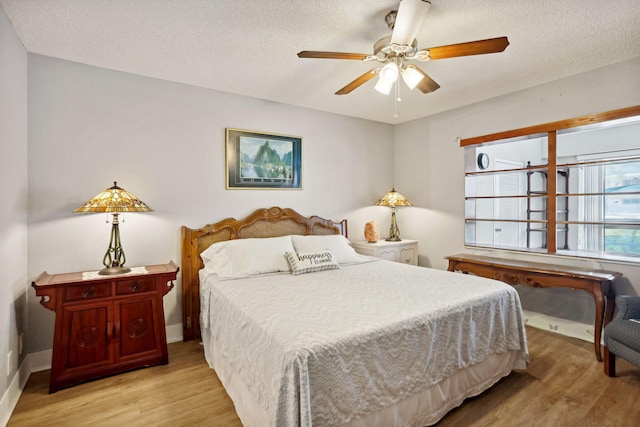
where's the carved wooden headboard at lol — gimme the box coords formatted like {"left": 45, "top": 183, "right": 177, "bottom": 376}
{"left": 180, "top": 206, "right": 347, "bottom": 340}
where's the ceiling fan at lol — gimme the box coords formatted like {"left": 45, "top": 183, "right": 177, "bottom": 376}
{"left": 297, "top": 0, "right": 509, "bottom": 97}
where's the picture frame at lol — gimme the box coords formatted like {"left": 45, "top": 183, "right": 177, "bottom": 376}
{"left": 226, "top": 128, "right": 303, "bottom": 189}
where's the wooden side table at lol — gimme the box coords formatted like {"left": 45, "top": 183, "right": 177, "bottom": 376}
{"left": 351, "top": 240, "right": 418, "bottom": 265}
{"left": 32, "top": 261, "right": 179, "bottom": 392}
{"left": 445, "top": 253, "right": 620, "bottom": 362}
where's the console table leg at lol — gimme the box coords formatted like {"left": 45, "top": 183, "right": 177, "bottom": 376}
{"left": 592, "top": 288, "right": 604, "bottom": 362}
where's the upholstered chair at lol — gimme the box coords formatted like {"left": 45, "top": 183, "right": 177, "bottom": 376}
{"left": 604, "top": 295, "right": 640, "bottom": 376}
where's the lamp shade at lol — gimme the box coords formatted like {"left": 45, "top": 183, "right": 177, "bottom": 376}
{"left": 374, "top": 188, "right": 413, "bottom": 208}
{"left": 74, "top": 182, "right": 152, "bottom": 213}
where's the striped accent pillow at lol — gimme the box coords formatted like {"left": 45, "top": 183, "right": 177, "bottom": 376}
{"left": 285, "top": 250, "right": 339, "bottom": 275}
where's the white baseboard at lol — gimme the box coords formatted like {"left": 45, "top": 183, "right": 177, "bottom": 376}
{"left": 0, "top": 351, "right": 39, "bottom": 427}
{"left": 523, "top": 309, "right": 596, "bottom": 343}
{"left": 29, "top": 349, "right": 52, "bottom": 373}
{"left": 166, "top": 322, "right": 183, "bottom": 343}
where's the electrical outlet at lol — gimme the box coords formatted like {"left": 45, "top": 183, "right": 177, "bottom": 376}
{"left": 6, "top": 351, "right": 12, "bottom": 376}
{"left": 19, "top": 333, "right": 24, "bottom": 355}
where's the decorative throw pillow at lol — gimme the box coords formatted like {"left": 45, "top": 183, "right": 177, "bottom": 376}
{"left": 285, "top": 250, "right": 339, "bottom": 275}
{"left": 291, "top": 235, "right": 363, "bottom": 265}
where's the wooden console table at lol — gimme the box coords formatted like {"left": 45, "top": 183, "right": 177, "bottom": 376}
{"left": 446, "top": 253, "right": 621, "bottom": 362}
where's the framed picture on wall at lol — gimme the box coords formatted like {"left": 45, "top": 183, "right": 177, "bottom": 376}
{"left": 226, "top": 128, "right": 303, "bottom": 189}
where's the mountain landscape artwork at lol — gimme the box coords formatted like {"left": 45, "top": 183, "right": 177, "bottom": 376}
{"left": 226, "top": 128, "right": 302, "bottom": 189}
{"left": 239, "top": 137, "right": 293, "bottom": 180}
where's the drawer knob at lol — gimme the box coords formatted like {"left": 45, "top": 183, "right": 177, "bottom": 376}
{"left": 130, "top": 281, "right": 143, "bottom": 292}
{"left": 81, "top": 286, "right": 97, "bottom": 298}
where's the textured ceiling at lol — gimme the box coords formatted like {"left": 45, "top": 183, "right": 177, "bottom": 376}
{"left": 2, "top": 0, "right": 639, "bottom": 124}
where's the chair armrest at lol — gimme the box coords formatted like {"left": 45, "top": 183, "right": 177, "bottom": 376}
{"left": 613, "top": 295, "right": 640, "bottom": 321}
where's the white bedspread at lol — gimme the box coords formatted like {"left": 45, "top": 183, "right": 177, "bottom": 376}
{"left": 200, "top": 259, "right": 529, "bottom": 427}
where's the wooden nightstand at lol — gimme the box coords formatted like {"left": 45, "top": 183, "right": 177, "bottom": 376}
{"left": 32, "top": 261, "right": 179, "bottom": 392}
{"left": 351, "top": 240, "right": 418, "bottom": 265}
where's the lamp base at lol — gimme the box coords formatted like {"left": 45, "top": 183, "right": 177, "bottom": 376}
{"left": 386, "top": 207, "right": 402, "bottom": 242}
{"left": 99, "top": 214, "right": 131, "bottom": 276}
{"left": 98, "top": 266, "right": 131, "bottom": 276}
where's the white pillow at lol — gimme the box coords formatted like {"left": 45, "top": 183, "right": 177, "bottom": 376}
{"left": 200, "top": 236, "right": 294, "bottom": 278}
{"left": 291, "top": 234, "right": 362, "bottom": 265}
{"left": 285, "top": 250, "right": 339, "bottom": 275}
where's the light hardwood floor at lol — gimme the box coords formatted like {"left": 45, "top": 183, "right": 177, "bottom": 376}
{"left": 8, "top": 327, "right": 640, "bottom": 426}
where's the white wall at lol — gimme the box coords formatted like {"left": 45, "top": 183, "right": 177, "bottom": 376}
{"left": 395, "top": 57, "right": 640, "bottom": 332}
{"left": 26, "top": 54, "right": 395, "bottom": 352}
{"left": 0, "top": 3, "right": 28, "bottom": 422}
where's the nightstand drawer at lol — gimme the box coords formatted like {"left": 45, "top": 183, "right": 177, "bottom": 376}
{"left": 65, "top": 283, "right": 112, "bottom": 301}
{"left": 398, "top": 247, "right": 417, "bottom": 265}
{"left": 116, "top": 277, "right": 156, "bottom": 295}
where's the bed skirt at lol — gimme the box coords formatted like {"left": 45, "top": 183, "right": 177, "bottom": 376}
{"left": 202, "top": 326, "right": 525, "bottom": 427}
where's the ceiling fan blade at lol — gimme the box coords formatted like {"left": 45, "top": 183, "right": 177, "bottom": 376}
{"left": 335, "top": 69, "right": 379, "bottom": 95}
{"left": 297, "top": 51, "right": 370, "bottom": 60}
{"left": 390, "top": 0, "right": 432, "bottom": 46}
{"left": 427, "top": 37, "right": 509, "bottom": 60}
{"left": 409, "top": 65, "right": 440, "bottom": 93}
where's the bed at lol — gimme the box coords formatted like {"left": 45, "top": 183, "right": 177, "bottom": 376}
{"left": 181, "top": 207, "right": 529, "bottom": 426}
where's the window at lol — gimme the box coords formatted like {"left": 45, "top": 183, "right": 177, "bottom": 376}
{"left": 462, "top": 106, "right": 640, "bottom": 263}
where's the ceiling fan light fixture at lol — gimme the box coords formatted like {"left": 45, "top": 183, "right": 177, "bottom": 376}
{"left": 374, "top": 77, "right": 394, "bottom": 95}
{"left": 379, "top": 62, "right": 399, "bottom": 82}
{"left": 401, "top": 65, "right": 424, "bottom": 90}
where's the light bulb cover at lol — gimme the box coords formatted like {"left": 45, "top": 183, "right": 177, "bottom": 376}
{"left": 379, "top": 62, "right": 399, "bottom": 82}
{"left": 375, "top": 77, "right": 394, "bottom": 95}
{"left": 401, "top": 65, "right": 424, "bottom": 90}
